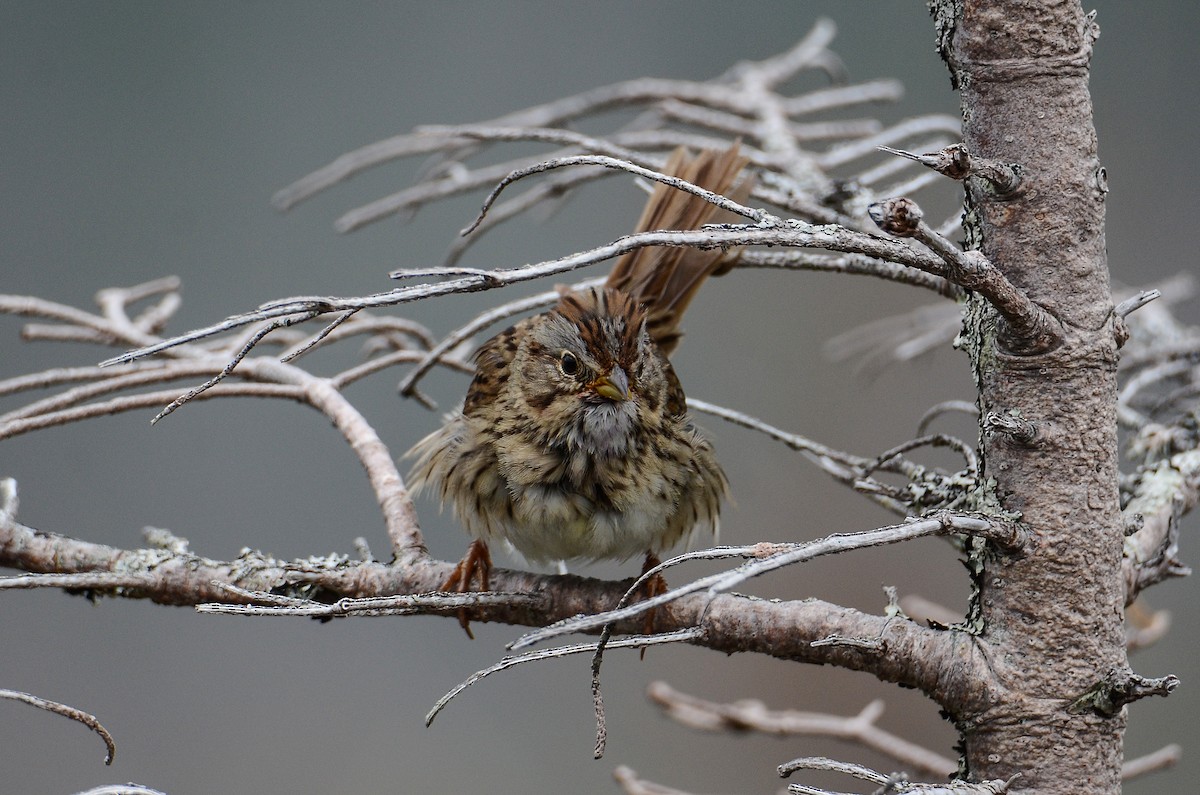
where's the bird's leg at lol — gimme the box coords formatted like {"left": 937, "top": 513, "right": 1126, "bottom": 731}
{"left": 441, "top": 539, "right": 492, "bottom": 639}
{"left": 639, "top": 553, "right": 668, "bottom": 658}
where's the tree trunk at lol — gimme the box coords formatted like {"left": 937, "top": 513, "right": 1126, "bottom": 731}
{"left": 933, "top": 2, "right": 1126, "bottom": 791}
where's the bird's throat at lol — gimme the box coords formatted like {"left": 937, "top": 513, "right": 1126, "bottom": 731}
{"left": 574, "top": 401, "right": 638, "bottom": 457}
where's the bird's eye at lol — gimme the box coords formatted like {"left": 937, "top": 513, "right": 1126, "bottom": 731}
{"left": 558, "top": 350, "right": 580, "bottom": 377}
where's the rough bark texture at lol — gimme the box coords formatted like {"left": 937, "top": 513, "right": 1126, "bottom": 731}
{"left": 932, "top": 2, "right": 1126, "bottom": 792}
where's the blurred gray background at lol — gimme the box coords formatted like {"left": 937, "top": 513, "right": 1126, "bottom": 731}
{"left": 2, "top": 2, "right": 1196, "bottom": 793}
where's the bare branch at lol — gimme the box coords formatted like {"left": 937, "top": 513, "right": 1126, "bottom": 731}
{"left": 1121, "top": 449, "right": 1200, "bottom": 603}
{"left": 917, "top": 401, "right": 979, "bottom": 436}
{"left": 818, "top": 116, "right": 963, "bottom": 170}
{"left": 396, "top": 277, "right": 604, "bottom": 399}
{"left": 879, "top": 168, "right": 951, "bottom": 204}
{"left": 0, "top": 571, "right": 157, "bottom": 591}
{"left": 424, "top": 628, "right": 702, "bottom": 727}
{"left": 731, "top": 16, "right": 840, "bottom": 86}
{"left": 692, "top": 399, "right": 979, "bottom": 518}
{"left": 779, "top": 756, "right": 890, "bottom": 791}
{"left": 868, "top": 197, "right": 1063, "bottom": 354}
{"left": 1067, "top": 669, "right": 1178, "bottom": 717}
{"left": 657, "top": 97, "right": 882, "bottom": 143}
{"left": 0, "top": 384, "right": 306, "bottom": 441}
{"left": 823, "top": 301, "right": 963, "bottom": 370}
{"left": 877, "top": 143, "right": 1020, "bottom": 193}
{"left": 780, "top": 80, "right": 901, "bottom": 118}
{"left": 196, "top": 586, "right": 534, "bottom": 618}
{"left": 272, "top": 21, "right": 868, "bottom": 213}
{"left": 0, "top": 362, "right": 219, "bottom": 423}
{"left": 878, "top": 143, "right": 971, "bottom": 180}
{"left": 1121, "top": 744, "right": 1181, "bottom": 781}
{"left": 867, "top": 433, "right": 978, "bottom": 480}
{"left": 461, "top": 152, "right": 771, "bottom": 236}
{"left": 331, "top": 129, "right": 769, "bottom": 235}
{"left": 272, "top": 79, "right": 756, "bottom": 212}
{"left": 0, "top": 295, "right": 143, "bottom": 351}
{"left": 331, "top": 348, "right": 472, "bottom": 391}
{"left": 1114, "top": 288, "right": 1160, "bottom": 319}
{"left": 1117, "top": 360, "right": 1193, "bottom": 429}
{"left": 688, "top": 398, "right": 866, "bottom": 469}
{"left": 859, "top": 139, "right": 953, "bottom": 185}
{"left": 0, "top": 688, "right": 116, "bottom": 765}
{"left": 647, "top": 683, "right": 956, "bottom": 779}
{"left": 441, "top": 167, "right": 604, "bottom": 267}
{"left": 0, "top": 492, "right": 991, "bottom": 716}
{"left": 510, "top": 512, "right": 1022, "bottom": 652}
{"left": 149, "top": 311, "right": 320, "bottom": 423}
{"left": 279, "top": 309, "right": 359, "bottom": 363}
{"left": 779, "top": 757, "right": 1018, "bottom": 795}
{"left": 98, "top": 223, "right": 952, "bottom": 370}
{"left": 613, "top": 766, "right": 701, "bottom": 795}
{"left": 735, "top": 249, "right": 962, "bottom": 297}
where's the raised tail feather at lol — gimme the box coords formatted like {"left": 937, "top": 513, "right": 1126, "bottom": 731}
{"left": 605, "top": 143, "right": 752, "bottom": 355}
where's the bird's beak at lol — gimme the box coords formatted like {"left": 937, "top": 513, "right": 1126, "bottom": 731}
{"left": 592, "top": 366, "right": 630, "bottom": 402}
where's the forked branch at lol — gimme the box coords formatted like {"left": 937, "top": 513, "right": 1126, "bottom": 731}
{"left": 647, "top": 682, "right": 956, "bottom": 779}
{"left": 868, "top": 197, "right": 1063, "bottom": 354}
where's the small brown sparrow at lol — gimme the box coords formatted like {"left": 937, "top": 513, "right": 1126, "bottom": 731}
{"left": 409, "top": 145, "right": 748, "bottom": 633}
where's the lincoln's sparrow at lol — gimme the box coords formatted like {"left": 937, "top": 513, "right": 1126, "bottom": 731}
{"left": 409, "top": 145, "right": 748, "bottom": 631}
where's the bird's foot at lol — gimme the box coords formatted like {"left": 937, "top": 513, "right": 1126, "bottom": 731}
{"left": 442, "top": 539, "right": 492, "bottom": 639}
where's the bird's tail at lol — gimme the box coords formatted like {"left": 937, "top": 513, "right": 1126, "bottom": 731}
{"left": 605, "top": 143, "right": 752, "bottom": 355}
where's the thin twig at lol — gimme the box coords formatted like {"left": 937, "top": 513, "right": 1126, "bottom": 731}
{"left": 425, "top": 628, "right": 702, "bottom": 727}
{"left": 150, "top": 312, "right": 318, "bottom": 423}
{"left": 279, "top": 309, "right": 360, "bottom": 363}
{"left": 99, "top": 223, "right": 954, "bottom": 369}
{"left": 647, "top": 683, "right": 956, "bottom": 779}
{"left": 735, "top": 249, "right": 960, "bottom": 297}
{"left": 1117, "top": 359, "right": 1194, "bottom": 429}
{"left": 0, "top": 362, "right": 224, "bottom": 424}
{"left": 0, "top": 688, "right": 116, "bottom": 765}
{"left": 1, "top": 384, "right": 304, "bottom": 441}
{"left": 779, "top": 757, "right": 1018, "bottom": 795}
{"left": 590, "top": 541, "right": 792, "bottom": 757}
{"left": 397, "top": 277, "right": 604, "bottom": 398}
{"left": 1114, "top": 289, "right": 1162, "bottom": 319}
{"left": 612, "top": 766, "right": 701, "bottom": 795}
{"left": 867, "top": 434, "right": 978, "bottom": 479}
{"left": 690, "top": 398, "right": 946, "bottom": 515}
{"left": 917, "top": 401, "right": 979, "bottom": 436}
{"left": 693, "top": 398, "right": 977, "bottom": 516}
{"left": 860, "top": 139, "right": 956, "bottom": 185}
{"left": 1121, "top": 743, "right": 1181, "bottom": 780}
{"left": 271, "top": 19, "right": 893, "bottom": 213}
{"left": 332, "top": 349, "right": 473, "bottom": 390}
{"left": 461, "top": 153, "right": 770, "bottom": 236}
{"left": 781, "top": 79, "right": 904, "bottom": 116}
{"left": 819, "top": 116, "right": 962, "bottom": 169}
{"left": 273, "top": 79, "right": 758, "bottom": 212}
{"left": 0, "top": 295, "right": 153, "bottom": 352}
{"left": 511, "top": 512, "right": 1018, "bottom": 651}
{"left": 778, "top": 756, "right": 888, "bottom": 785}
{"left": 442, "top": 167, "right": 607, "bottom": 267}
